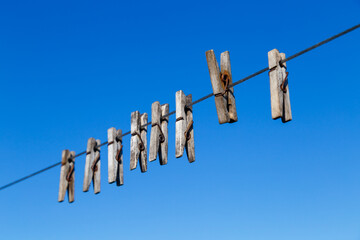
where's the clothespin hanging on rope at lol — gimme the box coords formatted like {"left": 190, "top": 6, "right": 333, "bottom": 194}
{"left": 107, "top": 128, "right": 123, "bottom": 186}
{"left": 175, "top": 90, "right": 195, "bottom": 163}
{"left": 130, "top": 111, "right": 148, "bottom": 172}
{"left": 149, "top": 102, "right": 169, "bottom": 165}
{"left": 83, "top": 138, "right": 101, "bottom": 194}
{"left": 206, "top": 50, "right": 237, "bottom": 124}
{"left": 58, "top": 150, "right": 75, "bottom": 203}
{"left": 268, "top": 49, "right": 292, "bottom": 123}
{"left": 149, "top": 101, "right": 170, "bottom": 165}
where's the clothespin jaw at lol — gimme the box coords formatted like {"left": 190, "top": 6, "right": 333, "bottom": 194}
{"left": 149, "top": 102, "right": 169, "bottom": 165}
{"left": 107, "top": 128, "right": 123, "bottom": 186}
{"left": 58, "top": 150, "right": 75, "bottom": 203}
{"left": 206, "top": 49, "right": 238, "bottom": 124}
{"left": 268, "top": 49, "right": 292, "bottom": 123}
{"left": 130, "top": 111, "right": 148, "bottom": 172}
{"left": 83, "top": 138, "right": 101, "bottom": 194}
{"left": 175, "top": 90, "right": 195, "bottom": 163}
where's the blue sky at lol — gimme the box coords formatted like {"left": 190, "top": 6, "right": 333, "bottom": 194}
{"left": 0, "top": 1, "right": 359, "bottom": 239}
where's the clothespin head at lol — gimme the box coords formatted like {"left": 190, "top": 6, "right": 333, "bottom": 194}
{"left": 206, "top": 49, "right": 238, "bottom": 124}
{"left": 268, "top": 49, "right": 292, "bottom": 123}
{"left": 58, "top": 149, "right": 75, "bottom": 203}
{"left": 108, "top": 127, "right": 124, "bottom": 186}
{"left": 175, "top": 90, "right": 195, "bottom": 163}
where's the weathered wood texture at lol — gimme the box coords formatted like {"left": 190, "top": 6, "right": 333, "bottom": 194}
{"left": 107, "top": 127, "right": 123, "bottom": 186}
{"left": 175, "top": 90, "right": 186, "bottom": 158}
{"left": 149, "top": 102, "right": 169, "bottom": 165}
{"left": 268, "top": 49, "right": 292, "bottom": 122}
{"left": 280, "top": 53, "right": 292, "bottom": 122}
{"left": 185, "top": 94, "right": 195, "bottom": 163}
{"left": 140, "top": 113, "right": 148, "bottom": 171}
{"left": 220, "top": 51, "right": 237, "bottom": 122}
{"left": 58, "top": 150, "right": 75, "bottom": 203}
{"left": 159, "top": 103, "right": 169, "bottom": 165}
{"left": 175, "top": 90, "right": 195, "bottom": 163}
{"left": 83, "top": 138, "right": 101, "bottom": 194}
{"left": 206, "top": 49, "right": 237, "bottom": 124}
{"left": 83, "top": 138, "right": 94, "bottom": 192}
{"left": 149, "top": 102, "right": 161, "bottom": 161}
{"left": 93, "top": 139, "right": 101, "bottom": 193}
{"left": 130, "top": 111, "right": 148, "bottom": 172}
{"left": 268, "top": 49, "right": 282, "bottom": 119}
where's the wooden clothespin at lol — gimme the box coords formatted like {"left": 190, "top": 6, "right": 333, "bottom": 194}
{"left": 149, "top": 102, "right": 169, "bottom": 165}
{"left": 58, "top": 150, "right": 75, "bottom": 203}
{"left": 130, "top": 111, "right": 148, "bottom": 172}
{"left": 268, "top": 49, "right": 292, "bottom": 123}
{"left": 83, "top": 138, "right": 101, "bottom": 194}
{"left": 175, "top": 90, "right": 195, "bottom": 163}
{"left": 206, "top": 50, "right": 237, "bottom": 124}
{"left": 107, "top": 127, "right": 123, "bottom": 186}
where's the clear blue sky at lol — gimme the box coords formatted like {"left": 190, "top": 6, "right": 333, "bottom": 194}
{"left": 0, "top": 1, "right": 359, "bottom": 239}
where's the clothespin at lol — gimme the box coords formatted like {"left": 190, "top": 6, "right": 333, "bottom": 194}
{"left": 83, "top": 138, "right": 101, "bottom": 194}
{"left": 268, "top": 49, "right": 292, "bottom": 122}
{"left": 206, "top": 50, "right": 237, "bottom": 124}
{"left": 107, "top": 127, "right": 123, "bottom": 186}
{"left": 175, "top": 90, "right": 195, "bottom": 163}
{"left": 149, "top": 102, "right": 169, "bottom": 165}
{"left": 58, "top": 150, "right": 75, "bottom": 203}
{"left": 130, "top": 111, "right": 148, "bottom": 172}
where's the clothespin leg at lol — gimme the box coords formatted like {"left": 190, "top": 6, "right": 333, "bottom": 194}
{"left": 140, "top": 113, "right": 148, "bottom": 172}
{"left": 280, "top": 53, "right": 292, "bottom": 123}
{"left": 107, "top": 127, "right": 117, "bottom": 184}
{"left": 185, "top": 95, "right": 195, "bottom": 163}
{"left": 68, "top": 151, "right": 75, "bottom": 203}
{"left": 108, "top": 128, "right": 124, "bottom": 186}
{"left": 149, "top": 102, "right": 161, "bottom": 162}
{"left": 93, "top": 139, "right": 101, "bottom": 194}
{"left": 268, "top": 49, "right": 283, "bottom": 119}
{"left": 220, "top": 51, "right": 237, "bottom": 123}
{"left": 116, "top": 138, "right": 124, "bottom": 186}
{"left": 130, "top": 134, "right": 140, "bottom": 170}
{"left": 83, "top": 138, "right": 95, "bottom": 192}
{"left": 175, "top": 90, "right": 186, "bottom": 158}
{"left": 58, "top": 150, "right": 69, "bottom": 202}
{"left": 130, "top": 111, "right": 141, "bottom": 170}
{"left": 159, "top": 103, "right": 169, "bottom": 165}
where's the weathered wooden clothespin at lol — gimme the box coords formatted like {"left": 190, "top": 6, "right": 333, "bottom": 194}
{"left": 149, "top": 102, "right": 169, "bottom": 165}
{"left": 268, "top": 49, "right": 292, "bottom": 123}
{"left": 206, "top": 50, "right": 237, "bottom": 124}
{"left": 107, "top": 127, "right": 123, "bottom": 186}
{"left": 58, "top": 150, "right": 75, "bottom": 203}
{"left": 83, "top": 138, "right": 101, "bottom": 194}
{"left": 175, "top": 90, "right": 195, "bottom": 163}
{"left": 130, "top": 111, "right": 148, "bottom": 172}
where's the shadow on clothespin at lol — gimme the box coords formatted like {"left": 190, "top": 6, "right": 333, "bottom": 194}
{"left": 268, "top": 49, "right": 292, "bottom": 123}
{"left": 58, "top": 150, "right": 75, "bottom": 203}
{"left": 107, "top": 128, "right": 123, "bottom": 186}
{"left": 206, "top": 50, "right": 238, "bottom": 124}
{"left": 149, "top": 102, "right": 169, "bottom": 165}
{"left": 175, "top": 90, "right": 195, "bottom": 163}
{"left": 83, "top": 138, "right": 101, "bottom": 194}
{"left": 130, "top": 111, "right": 148, "bottom": 172}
